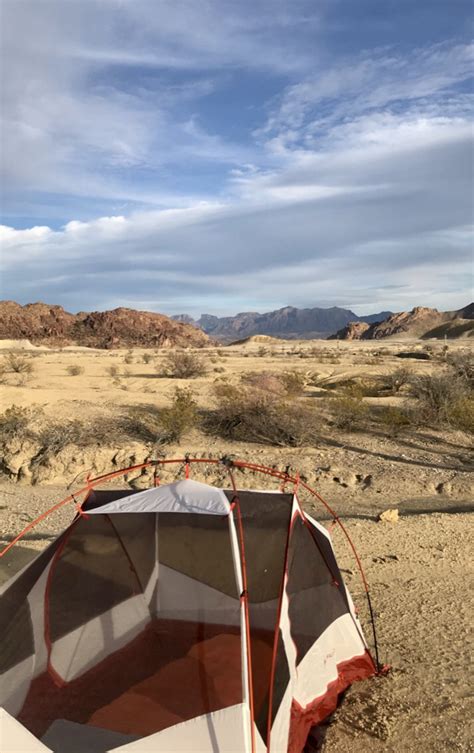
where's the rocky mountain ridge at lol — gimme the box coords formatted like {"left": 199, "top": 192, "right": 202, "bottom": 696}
{"left": 173, "top": 305, "right": 393, "bottom": 341}
{"left": 330, "top": 304, "right": 474, "bottom": 340}
{"left": 0, "top": 301, "right": 209, "bottom": 348}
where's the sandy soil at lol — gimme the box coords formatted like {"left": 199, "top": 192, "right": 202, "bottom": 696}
{"left": 1, "top": 337, "right": 473, "bottom": 751}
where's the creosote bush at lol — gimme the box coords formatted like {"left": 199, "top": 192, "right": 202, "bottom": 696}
{"left": 161, "top": 350, "right": 206, "bottom": 379}
{"left": 119, "top": 389, "right": 198, "bottom": 445}
{"left": 206, "top": 381, "right": 318, "bottom": 447}
{"left": 409, "top": 373, "right": 471, "bottom": 429}
{"left": 67, "top": 365, "right": 84, "bottom": 376}
{"left": 160, "top": 388, "right": 199, "bottom": 442}
{"left": 445, "top": 395, "right": 474, "bottom": 434}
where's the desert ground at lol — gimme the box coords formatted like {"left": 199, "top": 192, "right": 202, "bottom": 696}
{"left": 0, "top": 337, "right": 473, "bottom": 752}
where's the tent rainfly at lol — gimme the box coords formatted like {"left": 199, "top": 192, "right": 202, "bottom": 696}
{"left": 0, "top": 474, "right": 377, "bottom": 753}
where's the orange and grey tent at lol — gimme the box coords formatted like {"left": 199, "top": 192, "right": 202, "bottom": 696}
{"left": 0, "top": 459, "right": 378, "bottom": 752}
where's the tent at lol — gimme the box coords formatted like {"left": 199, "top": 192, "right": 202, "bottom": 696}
{"left": 0, "top": 462, "right": 377, "bottom": 753}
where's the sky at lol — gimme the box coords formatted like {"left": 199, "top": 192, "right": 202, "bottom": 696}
{"left": 0, "top": 0, "right": 473, "bottom": 317}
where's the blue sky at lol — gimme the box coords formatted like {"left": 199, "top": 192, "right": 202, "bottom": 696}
{"left": 1, "top": 0, "right": 473, "bottom": 316}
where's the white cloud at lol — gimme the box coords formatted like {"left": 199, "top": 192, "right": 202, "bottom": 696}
{"left": 1, "top": 106, "right": 472, "bottom": 314}
{"left": 0, "top": 2, "right": 472, "bottom": 314}
{"left": 259, "top": 42, "right": 474, "bottom": 150}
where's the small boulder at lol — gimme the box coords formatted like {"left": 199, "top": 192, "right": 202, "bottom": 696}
{"left": 378, "top": 508, "right": 399, "bottom": 524}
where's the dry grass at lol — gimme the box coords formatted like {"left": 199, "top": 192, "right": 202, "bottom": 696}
{"left": 2, "top": 353, "right": 35, "bottom": 374}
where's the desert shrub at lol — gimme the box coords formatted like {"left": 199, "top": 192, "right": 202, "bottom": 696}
{"left": 4, "top": 353, "right": 34, "bottom": 374}
{"left": 280, "top": 370, "right": 306, "bottom": 397}
{"left": 119, "top": 389, "right": 198, "bottom": 445}
{"left": 384, "top": 367, "right": 412, "bottom": 394}
{"left": 329, "top": 388, "right": 369, "bottom": 430}
{"left": 206, "top": 382, "right": 318, "bottom": 447}
{"left": 161, "top": 350, "right": 206, "bottom": 378}
{"left": 124, "top": 352, "right": 134, "bottom": 364}
{"left": 118, "top": 407, "right": 162, "bottom": 444}
{"left": 142, "top": 352, "right": 154, "bottom": 364}
{"left": 257, "top": 346, "right": 268, "bottom": 357}
{"left": 31, "top": 417, "right": 129, "bottom": 466}
{"left": 447, "top": 352, "right": 474, "bottom": 387}
{"left": 160, "top": 388, "right": 199, "bottom": 442}
{"left": 0, "top": 405, "right": 38, "bottom": 443}
{"left": 67, "top": 364, "right": 84, "bottom": 376}
{"left": 35, "top": 420, "right": 90, "bottom": 455}
{"left": 445, "top": 396, "right": 474, "bottom": 434}
{"left": 409, "top": 373, "right": 470, "bottom": 427}
{"left": 107, "top": 365, "right": 120, "bottom": 377}
{"left": 377, "top": 406, "right": 412, "bottom": 435}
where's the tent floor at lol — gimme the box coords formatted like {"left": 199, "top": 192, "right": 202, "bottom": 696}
{"left": 18, "top": 619, "right": 274, "bottom": 743}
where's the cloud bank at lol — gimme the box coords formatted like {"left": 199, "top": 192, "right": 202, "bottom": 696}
{"left": 0, "top": 0, "right": 472, "bottom": 315}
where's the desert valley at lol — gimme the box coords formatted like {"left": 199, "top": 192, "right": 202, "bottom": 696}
{"left": 0, "top": 301, "right": 473, "bottom": 752}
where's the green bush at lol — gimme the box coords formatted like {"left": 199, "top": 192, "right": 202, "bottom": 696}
{"left": 160, "top": 388, "right": 199, "bottom": 442}
{"left": 119, "top": 389, "right": 199, "bottom": 445}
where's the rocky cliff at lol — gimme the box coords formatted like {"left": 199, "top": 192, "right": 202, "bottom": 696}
{"left": 0, "top": 302, "right": 210, "bottom": 348}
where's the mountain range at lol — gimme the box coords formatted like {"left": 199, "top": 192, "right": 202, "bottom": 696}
{"left": 172, "top": 306, "right": 393, "bottom": 342}
{"left": 1, "top": 301, "right": 471, "bottom": 348}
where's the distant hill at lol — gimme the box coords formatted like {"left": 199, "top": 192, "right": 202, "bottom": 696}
{"left": 0, "top": 302, "right": 209, "bottom": 349}
{"left": 172, "top": 306, "right": 393, "bottom": 342}
{"left": 330, "top": 305, "right": 474, "bottom": 341}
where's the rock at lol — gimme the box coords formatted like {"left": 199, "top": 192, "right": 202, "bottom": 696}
{"left": 378, "top": 508, "right": 399, "bottom": 523}
{"left": 0, "top": 301, "right": 210, "bottom": 349}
